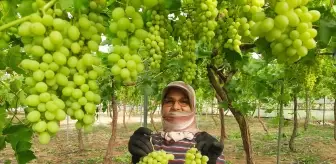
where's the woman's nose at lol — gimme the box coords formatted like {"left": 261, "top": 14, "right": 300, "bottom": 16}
{"left": 171, "top": 102, "right": 182, "bottom": 111}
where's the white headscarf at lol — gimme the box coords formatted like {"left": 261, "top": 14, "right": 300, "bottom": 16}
{"left": 160, "top": 81, "right": 199, "bottom": 142}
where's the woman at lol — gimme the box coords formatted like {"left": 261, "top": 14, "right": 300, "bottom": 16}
{"left": 128, "top": 81, "right": 225, "bottom": 164}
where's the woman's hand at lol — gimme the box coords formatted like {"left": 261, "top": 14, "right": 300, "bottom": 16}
{"left": 195, "top": 132, "right": 224, "bottom": 164}
{"left": 128, "top": 127, "right": 154, "bottom": 163}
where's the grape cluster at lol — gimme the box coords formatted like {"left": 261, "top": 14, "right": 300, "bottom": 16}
{"left": 304, "top": 70, "right": 316, "bottom": 91}
{"left": 19, "top": 0, "right": 105, "bottom": 144}
{"left": 194, "top": 0, "right": 218, "bottom": 43}
{"left": 145, "top": 10, "right": 170, "bottom": 69}
{"left": 300, "top": 64, "right": 318, "bottom": 91}
{"left": 185, "top": 147, "right": 209, "bottom": 164}
{"left": 137, "top": 150, "right": 175, "bottom": 164}
{"left": 250, "top": 0, "right": 320, "bottom": 63}
{"left": 173, "top": 15, "right": 197, "bottom": 83}
{"left": 216, "top": 0, "right": 262, "bottom": 53}
{"left": 108, "top": 6, "right": 145, "bottom": 84}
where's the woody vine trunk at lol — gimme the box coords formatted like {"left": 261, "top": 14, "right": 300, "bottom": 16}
{"left": 123, "top": 102, "right": 127, "bottom": 131}
{"left": 257, "top": 101, "right": 269, "bottom": 134}
{"left": 289, "top": 94, "right": 298, "bottom": 151}
{"left": 103, "top": 96, "right": 118, "bottom": 164}
{"left": 207, "top": 66, "right": 254, "bottom": 164}
{"left": 304, "top": 91, "right": 310, "bottom": 131}
{"left": 215, "top": 94, "right": 227, "bottom": 144}
{"left": 77, "top": 129, "right": 84, "bottom": 151}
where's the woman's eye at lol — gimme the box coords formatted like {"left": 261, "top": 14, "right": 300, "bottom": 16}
{"left": 164, "top": 100, "right": 173, "bottom": 103}
{"left": 182, "top": 99, "right": 189, "bottom": 103}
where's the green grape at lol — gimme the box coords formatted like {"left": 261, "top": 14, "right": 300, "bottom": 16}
{"left": 49, "top": 31, "right": 63, "bottom": 45}
{"left": 53, "top": 18, "right": 66, "bottom": 31}
{"left": 39, "top": 132, "right": 51, "bottom": 144}
{"left": 112, "top": 7, "right": 125, "bottom": 21}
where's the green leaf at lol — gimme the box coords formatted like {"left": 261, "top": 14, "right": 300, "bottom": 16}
{"left": 318, "top": 19, "right": 333, "bottom": 46}
{"left": 3, "top": 124, "right": 33, "bottom": 151}
{"left": 0, "top": 136, "right": 6, "bottom": 150}
{"left": 74, "top": 0, "right": 89, "bottom": 12}
{"left": 16, "top": 141, "right": 32, "bottom": 152}
{"left": 17, "top": 0, "right": 35, "bottom": 16}
{"left": 6, "top": 46, "right": 24, "bottom": 74}
{"left": 0, "top": 106, "right": 7, "bottom": 131}
{"left": 16, "top": 150, "right": 36, "bottom": 164}
{"left": 1, "top": 1, "right": 19, "bottom": 23}
{"left": 59, "top": 0, "right": 74, "bottom": 10}
{"left": 164, "top": 0, "right": 181, "bottom": 10}
{"left": 0, "top": 52, "right": 6, "bottom": 70}
{"left": 196, "top": 47, "right": 212, "bottom": 59}
{"left": 4, "top": 160, "right": 11, "bottom": 164}
{"left": 223, "top": 48, "right": 242, "bottom": 67}
{"left": 10, "top": 79, "right": 22, "bottom": 93}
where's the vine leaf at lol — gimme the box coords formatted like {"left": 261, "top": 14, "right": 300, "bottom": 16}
{"left": 164, "top": 0, "right": 181, "bottom": 10}
{"left": 16, "top": 150, "right": 36, "bottom": 164}
{"left": 318, "top": 19, "right": 336, "bottom": 46}
{"left": 3, "top": 124, "right": 33, "bottom": 150}
{"left": 16, "top": 141, "right": 32, "bottom": 152}
{"left": 0, "top": 106, "right": 7, "bottom": 132}
{"left": 3, "top": 124, "right": 35, "bottom": 163}
{"left": 74, "top": 0, "right": 89, "bottom": 12}
{"left": 17, "top": 0, "right": 36, "bottom": 16}
{"left": 0, "top": 136, "right": 6, "bottom": 150}
{"left": 59, "top": 0, "right": 74, "bottom": 10}
{"left": 0, "top": 52, "right": 6, "bottom": 70}
{"left": 6, "top": 46, "right": 24, "bottom": 74}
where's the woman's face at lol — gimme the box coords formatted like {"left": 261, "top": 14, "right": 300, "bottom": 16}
{"left": 162, "top": 88, "right": 191, "bottom": 114}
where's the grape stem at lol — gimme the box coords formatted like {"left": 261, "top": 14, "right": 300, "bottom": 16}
{"left": 0, "top": 0, "right": 58, "bottom": 32}
{"left": 0, "top": 16, "right": 30, "bottom": 32}
{"left": 42, "top": 0, "right": 58, "bottom": 13}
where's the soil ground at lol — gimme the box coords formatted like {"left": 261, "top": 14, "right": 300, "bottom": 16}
{"left": 1, "top": 113, "right": 336, "bottom": 164}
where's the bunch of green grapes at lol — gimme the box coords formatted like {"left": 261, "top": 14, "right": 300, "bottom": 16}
{"left": 304, "top": 70, "right": 316, "bottom": 91}
{"left": 193, "top": 0, "right": 218, "bottom": 43}
{"left": 250, "top": 0, "right": 320, "bottom": 63}
{"left": 144, "top": 9, "right": 170, "bottom": 69}
{"left": 173, "top": 15, "right": 197, "bottom": 83}
{"left": 185, "top": 147, "right": 209, "bottom": 164}
{"left": 137, "top": 150, "right": 174, "bottom": 164}
{"left": 108, "top": 6, "right": 146, "bottom": 84}
{"left": 216, "top": 0, "right": 263, "bottom": 53}
{"left": 19, "top": 0, "right": 105, "bottom": 144}
{"left": 295, "top": 64, "right": 316, "bottom": 91}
